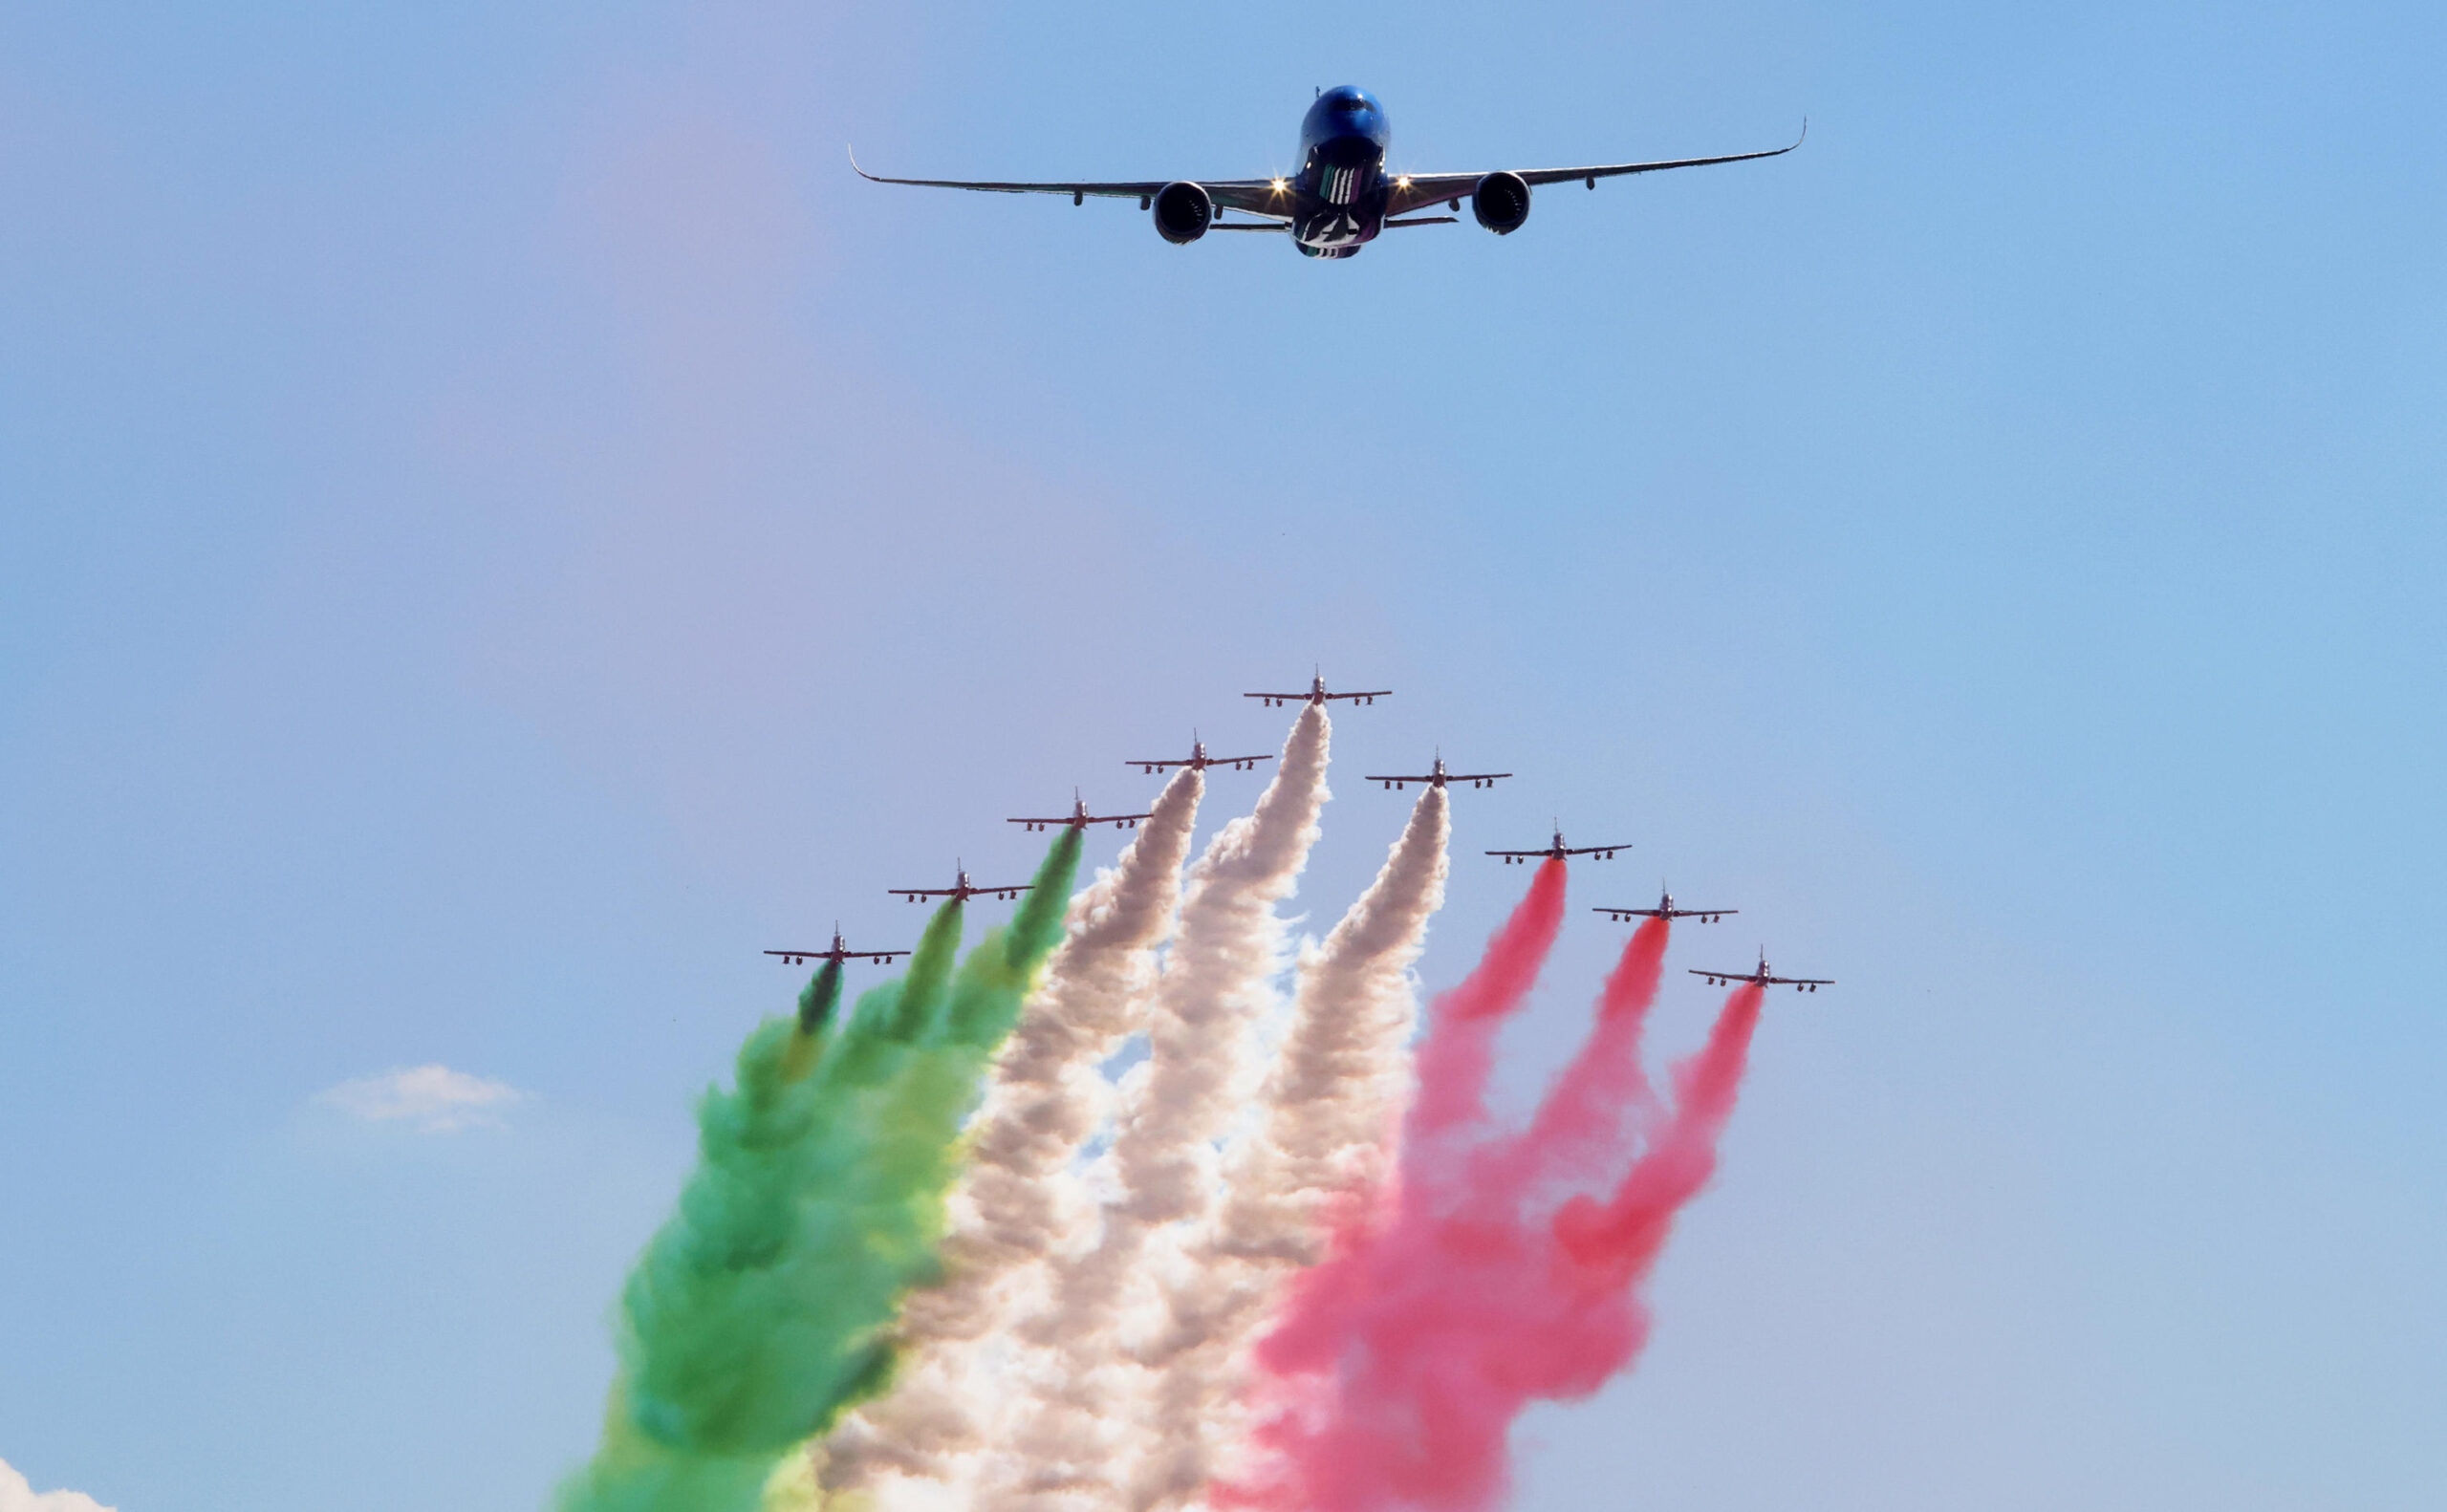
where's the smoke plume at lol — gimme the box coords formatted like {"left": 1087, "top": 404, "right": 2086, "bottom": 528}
{"left": 1225, "top": 911, "right": 1761, "bottom": 1512}
{"left": 1127, "top": 783, "right": 1452, "bottom": 1512}
{"left": 819, "top": 771, "right": 1204, "bottom": 1499}
{"left": 552, "top": 832, "right": 1079, "bottom": 1512}
{"left": 982, "top": 705, "right": 1332, "bottom": 1512}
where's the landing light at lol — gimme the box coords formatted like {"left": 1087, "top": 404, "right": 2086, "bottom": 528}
{"left": 1270, "top": 178, "right": 1287, "bottom": 193}
{"left": 1397, "top": 176, "right": 1412, "bottom": 188}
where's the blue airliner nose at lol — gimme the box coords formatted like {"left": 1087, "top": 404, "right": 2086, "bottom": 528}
{"left": 1300, "top": 86, "right": 1390, "bottom": 150}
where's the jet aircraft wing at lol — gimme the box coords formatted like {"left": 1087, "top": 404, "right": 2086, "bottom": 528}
{"left": 1131, "top": 753, "right": 1274, "bottom": 772}
{"left": 1245, "top": 688, "right": 1394, "bottom": 705}
{"left": 1597, "top": 905, "right": 1734, "bottom": 921}
{"left": 851, "top": 153, "right": 1295, "bottom": 218}
{"left": 1364, "top": 770, "right": 1511, "bottom": 788}
{"left": 890, "top": 884, "right": 1031, "bottom": 900}
{"left": 1487, "top": 843, "right": 1627, "bottom": 859}
{"left": 1384, "top": 125, "right": 1806, "bottom": 219}
{"left": 767, "top": 947, "right": 909, "bottom": 964}
{"left": 1687, "top": 967, "right": 1831, "bottom": 987}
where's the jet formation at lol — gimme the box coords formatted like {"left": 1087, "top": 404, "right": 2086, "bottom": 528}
{"left": 855, "top": 87, "right": 1801, "bottom": 260}
{"left": 766, "top": 671, "right": 1828, "bottom": 991}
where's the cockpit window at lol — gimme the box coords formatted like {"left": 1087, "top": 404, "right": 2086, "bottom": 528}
{"left": 1333, "top": 96, "right": 1368, "bottom": 112}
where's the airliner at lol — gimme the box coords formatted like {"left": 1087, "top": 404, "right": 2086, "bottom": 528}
{"left": 853, "top": 87, "right": 1801, "bottom": 259}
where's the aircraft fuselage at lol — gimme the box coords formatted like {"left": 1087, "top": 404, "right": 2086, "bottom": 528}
{"left": 1290, "top": 87, "right": 1394, "bottom": 259}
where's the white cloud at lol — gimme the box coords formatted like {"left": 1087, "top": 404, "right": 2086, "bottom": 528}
{"left": 314, "top": 1064, "right": 524, "bottom": 1133}
{"left": 0, "top": 1458, "right": 113, "bottom": 1512}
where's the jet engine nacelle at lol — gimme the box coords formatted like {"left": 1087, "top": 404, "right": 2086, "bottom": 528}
{"left": 1152, "top": 182, "right": 1213, "bottom": 244}
{"left": 1472, "top": 171, "right": 1531, "bottom": 235}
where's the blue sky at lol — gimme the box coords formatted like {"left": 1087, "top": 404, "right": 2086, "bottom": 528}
{"left": 3, "top": 1, "right": 2441, "bottom": 1508}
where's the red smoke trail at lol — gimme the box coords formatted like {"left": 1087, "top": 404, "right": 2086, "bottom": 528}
{"left": 1224, "top": 934, "right": 1764, "bottom": 1512}
{"left": 1471, "top": 915, "right": 1671, "bottom": 1202}
{"left": 1554, "top": 982, "right": 1763, "bottom": 1285}
{"left": 1407, "top": 857, "right": 1568, "bottom": 1142}
{"left": 1238, "top": 861, "right": 1568, "bottom": 1424}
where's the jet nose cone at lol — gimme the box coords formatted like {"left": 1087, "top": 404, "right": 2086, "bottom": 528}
{"left": 1304, "top": 87, "right": 1387, "bottom": 133}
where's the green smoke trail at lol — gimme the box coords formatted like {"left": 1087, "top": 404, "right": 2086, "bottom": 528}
{"left": 552, "top": 830, "right": 1082, "bottom": 1512}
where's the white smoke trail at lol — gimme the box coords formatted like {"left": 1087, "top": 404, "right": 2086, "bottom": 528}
{"left": 814, "top": 769, "right": 1205, "bottom": 1503}
{"left": 978, "top": 704, "right": 1334, "bottom": 1512}
{"left": 1127, "top": 785, "right": 1452, "bottom": 1512}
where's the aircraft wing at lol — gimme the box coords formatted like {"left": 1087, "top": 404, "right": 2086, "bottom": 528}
{"left": 1594, "top": 907, "right": 1662, "bottom": 919}
{"left": 1364, "top": 771, "right": 1511, "bottom": 788}
{"left": 1244, "top": 689, "right": 1392, "bottom": 703}
{"left": 1686, "top": 966, "right": 1828, "bottom": 986}
{"left": 1089, "top": 811, "right": 1154, "bottom": 827}
{"left": 852, "top": 153, "right": 1295, "bottom": 218}
{"left": 1130, "top": 754, "right": 1272, "bottom": 771}
{"left": 1384, "top": 125, "right": 1805, "bottom": 219}
{"left": 889, "top": 887, "right": 957, "bottom": 899}
{"left": 1563, "top": 844, "right": 1627, "bottom": 858}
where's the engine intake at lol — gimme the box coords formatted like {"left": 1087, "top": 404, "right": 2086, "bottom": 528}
{"left": 1472, "top": 171, "right": 1530, "bottom": 235}
{"left": 1152, "top": 182, "right": 1213, "bottom": 245}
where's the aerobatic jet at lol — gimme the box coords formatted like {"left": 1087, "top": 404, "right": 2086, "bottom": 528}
{"left": 1487, "top": 827, "right": 1630, "bottom": 865}
{"left": 1008, "top": 791, "right": 1154, "bottom": 833}
{"left": 853, "top": 86, "right": 1801, "bottom": 260}
{"left": 888, "top": 863, "right": 1032, "bottom": 904}
{"left": 1245, "top": 671, "right": 1390, "bottom": 709}
{"left": 1364, "top": 755, "right": 1511, "bottom": 792}
{"left": 1596, "top": 887, "right": 1736, "bottom": 924}
{"left": 1690, "top": 950, "right": 1831, "bottom": 993}
{"left": 1130, "top": 734, "right": 1273, "bottom": 775}
{"left": 767, "top": 929, "right": 909, "bottom": 968}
